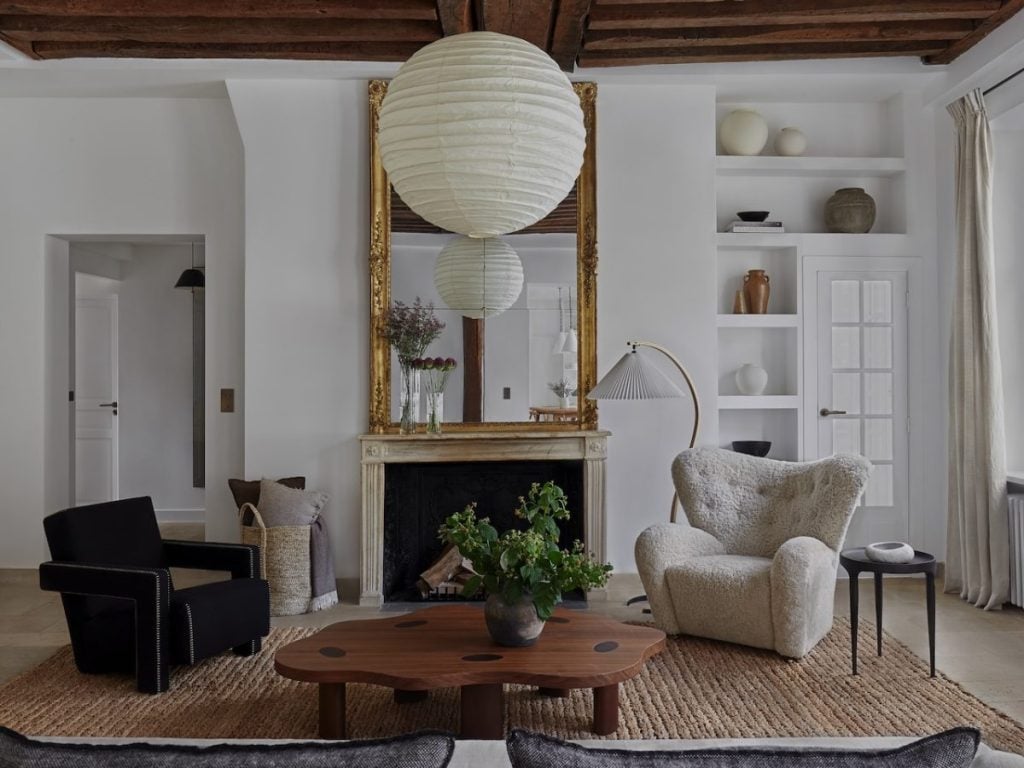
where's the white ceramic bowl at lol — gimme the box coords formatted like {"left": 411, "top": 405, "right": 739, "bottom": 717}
{"left": 865, "top": 541, "right": 915, "bottom": 564}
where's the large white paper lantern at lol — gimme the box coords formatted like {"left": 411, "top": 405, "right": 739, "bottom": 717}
{"left": 379, "top": 31, "right": 585, "bottom": 238}
{"left": 434, "top": 236, "right": 524, "bottom": 319}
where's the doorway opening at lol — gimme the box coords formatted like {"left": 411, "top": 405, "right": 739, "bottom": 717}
{"left": 54, "top": 236, "right": 206, "bottom": 522}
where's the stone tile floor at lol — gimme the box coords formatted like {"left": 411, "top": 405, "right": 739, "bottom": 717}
{"left": 2, "top": 536, "right": 1022, "bottom": 724}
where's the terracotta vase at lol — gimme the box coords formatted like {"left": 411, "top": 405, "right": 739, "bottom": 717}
{"left": 732, "top": 289, "right": 748, "bottom": 314}
{"left": 743, "top": 269, "right": 770, "bottom": 314}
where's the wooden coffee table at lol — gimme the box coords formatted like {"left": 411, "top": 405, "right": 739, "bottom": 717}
{"left": 274, "top": 604, "right": 665, "bottom": 740}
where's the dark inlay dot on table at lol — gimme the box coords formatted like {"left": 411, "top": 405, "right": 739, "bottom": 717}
{"left": 395, "top": 619, "right": 428, "bottom": 629}
{"left": 548, "top": 616, "right": 570, "bottom": 624}
{"left": 594, "top": 641, "right": 619, "bottom": 653}
{"left": 319, "top": 647, "right": 347, "bottom": 658}
{"left": 462, "top": 653, "right": 503, "bottom": 662}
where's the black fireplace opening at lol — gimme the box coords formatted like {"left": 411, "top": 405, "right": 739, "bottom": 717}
{"left": 382, "top": 460, "right": 585, "bottom": 603}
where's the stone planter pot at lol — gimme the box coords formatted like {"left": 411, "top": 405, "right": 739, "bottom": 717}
{"left": 484, "top": 593, "right": 545, "bottom": 647}
{"left": 825, "top": 187, "right": 876, "bottom": 234}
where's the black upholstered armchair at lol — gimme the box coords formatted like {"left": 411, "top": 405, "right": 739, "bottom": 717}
{"left": 40, "top": 496, "right": 270, "bottom": 694}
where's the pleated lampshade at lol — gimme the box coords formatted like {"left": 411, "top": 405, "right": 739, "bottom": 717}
{"left": 434, "top": 236, "right": 524, "bottom": 319}
{"left": 587, "top": 349, "right": 685, "bottom": 400}
{"left": 378, "top": 31, "right": 586, "bottom": 238}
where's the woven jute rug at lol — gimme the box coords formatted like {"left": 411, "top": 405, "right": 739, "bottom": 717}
{"left": 1, "top": 619, "right": 1022, "bottom": 753}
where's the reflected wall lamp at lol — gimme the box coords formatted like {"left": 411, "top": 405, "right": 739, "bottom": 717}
{"left": 174, "top": 242, "right": 204, "bottom": 292}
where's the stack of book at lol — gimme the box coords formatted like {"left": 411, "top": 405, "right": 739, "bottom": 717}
{"left": 727, "top": 220, "right": 785, "bottom": 233}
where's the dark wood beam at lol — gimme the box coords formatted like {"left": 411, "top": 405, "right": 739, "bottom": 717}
{"left": 925, "top": 0, "right": 1024, "bottom": 64}
{"left": 0, "top": 28, "right": 35, "bottom": 56}
{"left": 584, "top": 20, "right": 974, "bottom": 50}
{"left": 462, "top": 318, "right": 484, "bottom": 423}
{"left": 436, "top": 0, "right": 474, "bottom": 35}
{"left": 479, "top": 0, "right": 553, "bottom": 49}
{"left": 549, "top": 0, "right": 592, "bottom": 69}
{"left": 0, "top": 0, "right": 438, "bottom": 19}
{"left": 0, "top": 16, "right": 440, "bottom": 43}
{"left": 579, "top": 40, "right": 948, "bottom": 66}
{"left": 31, "top": 40, "right": 427, "bottom": 59}
{"left": 588, "top": 1, "right": 1001, "bottom": 30}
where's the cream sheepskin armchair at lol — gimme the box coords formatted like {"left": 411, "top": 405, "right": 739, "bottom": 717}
{"left": 636, "top": 447, "right": 871, "bottom": 659}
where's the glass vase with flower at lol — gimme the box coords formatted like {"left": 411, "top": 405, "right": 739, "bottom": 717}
{"left": 380, "top": 298, "right": 445, "bottom": 434}
{"left": 415, "top": 356, "right": 458, "bottom": 435}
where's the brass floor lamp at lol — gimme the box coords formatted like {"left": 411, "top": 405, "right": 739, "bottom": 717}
{"left": 586, "top": 340, "right": 701, "bottom": 608}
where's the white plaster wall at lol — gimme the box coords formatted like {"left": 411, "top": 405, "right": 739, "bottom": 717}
{"left": 0, "top": 97, "right": 244, "bottom": 567}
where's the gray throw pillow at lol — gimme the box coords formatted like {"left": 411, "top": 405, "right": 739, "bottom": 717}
{"left": 506, "top": 728, "right": 980, "bottom": 768}
{"left": 0, "top": 727, "right": 454, "bottom": 768}
{"left": 257, "top": 477, "right": 327, "bottom": 527}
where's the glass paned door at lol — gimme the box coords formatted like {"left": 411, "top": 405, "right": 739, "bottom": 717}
{"left": 816, "top": 271, "right": 909, "bottom": 548}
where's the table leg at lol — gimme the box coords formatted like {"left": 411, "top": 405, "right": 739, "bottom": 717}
{"left": 926, "top": 571, "right": 936, "bottom": 678}
{"left": 460, "top": 684, "right": 504, "bottom": 739}
{"left": 592, "top": 684, "right": 619, "bottom": 736}
{"left": 395, "top": 689, "right": 428, "bottom": 704}
{"left": 318, "top": 683, "right": 346, "bottom": 740}
{"left": 848, "top": 567, "right": 860, "bottom": 675}
{"left": 538, "top": 687, "right": 570, "bottom": 698}
{"left": 874, "top": 571, "right": 884, "bottom": 656}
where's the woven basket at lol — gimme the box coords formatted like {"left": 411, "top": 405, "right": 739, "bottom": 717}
{"left": 239, "top": 502, "right": 311, "bottom": 617}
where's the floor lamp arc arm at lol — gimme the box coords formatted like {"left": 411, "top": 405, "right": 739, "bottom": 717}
{"left": 628, "top": 340, "right": 699, "bottom": 524}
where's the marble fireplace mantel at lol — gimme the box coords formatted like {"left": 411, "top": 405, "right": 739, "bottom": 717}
{"left": 358, "top": 430, "right": 610, "bottom": 607}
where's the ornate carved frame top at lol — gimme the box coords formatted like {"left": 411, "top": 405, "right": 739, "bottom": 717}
{"left": 367, "top": 79, "right": 599, "bottom": 434}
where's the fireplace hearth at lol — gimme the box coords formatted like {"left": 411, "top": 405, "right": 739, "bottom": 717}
{"left": 382, "top": 460, "right": 584, "bottom": 602}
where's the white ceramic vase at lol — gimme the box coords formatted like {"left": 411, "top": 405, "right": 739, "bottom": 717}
{"left": 735, "top": 363, "right": 768, "bottom": 396}
{"left": 775, "top": 127, "right": 807, "bottom": 157}
{"left": 719, "top": 110, "right": 768, "bottom": 156}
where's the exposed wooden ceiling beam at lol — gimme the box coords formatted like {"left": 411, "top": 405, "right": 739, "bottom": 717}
{"left": 479, "top": 0, "right": 554, "bottom": 50}
{"left": 30, "top": 40, "right": 427, "bottom": 59}
{"left": 435, "top": 0, "right": 474, "bottom": 36}
{"left": 0, "top": 16, "right": 440, "bottom": 43}
{"left": 0, "top": 28, "right": 35, "bottom": 56}
{"left": 0, "top": 0, "right": 439, "bottom": 19}
{"left": 579, "top": 40, "right": 948, "bottom": 66}
{"left": 549, "top": 0, "right": 592, "bottom": 69}
{"left": 585, "top": 20, "right": 974, "bottom": 50}
{"left": 925, "top": 0, "right": 1024, "bottom": 64}
{"left": 588, "top": 1, "right": 1001, "bottom": 30}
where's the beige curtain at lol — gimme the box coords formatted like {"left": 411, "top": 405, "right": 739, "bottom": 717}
{"left": 946, "top": 89, "right": 1009, "bottom": 610}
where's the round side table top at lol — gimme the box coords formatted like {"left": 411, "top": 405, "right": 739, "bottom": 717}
{"left": 840, "top": 547, "right": 936, "bottom": 574}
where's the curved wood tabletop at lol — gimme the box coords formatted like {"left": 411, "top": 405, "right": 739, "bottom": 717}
{"left": 275, "top": 604, "right": 666, "bottom": 691}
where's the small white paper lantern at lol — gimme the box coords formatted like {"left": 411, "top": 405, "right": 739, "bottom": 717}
{"left": 379, "top": 31, "right": 586, "bottom": 238}
{"left": 434, "top": 236, "right": 524, "bottom": 319}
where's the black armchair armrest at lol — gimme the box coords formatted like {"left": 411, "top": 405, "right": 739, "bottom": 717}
{"left": 162, "top": 540, "right": 261, "bottom": 579}
{"left": 38, "top": 561, "right": 171, "bottom": 694}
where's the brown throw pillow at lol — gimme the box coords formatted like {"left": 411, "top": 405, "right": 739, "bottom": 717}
{"left": 228, "top": 476, "right": 305, "bottom": 509}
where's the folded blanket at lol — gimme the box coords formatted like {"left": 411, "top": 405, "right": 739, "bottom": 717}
{"left": 309, "top": 516, "right": 338, "bottom": 612}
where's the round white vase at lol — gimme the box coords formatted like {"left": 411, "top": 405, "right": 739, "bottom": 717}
{"left": 735, "top": 363, "right": 768, "bottom": 396}
{"left": 719, "top": 110, "right": 768, "bottom": 156}
{"left": 775, "top": 127, "right": 807, "bottom": 157}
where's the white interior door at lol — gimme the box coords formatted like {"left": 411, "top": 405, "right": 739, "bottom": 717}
{"left": 814, "top": 271, "right": 909, "bottom": 549}
{"left": 75, "top": 296, "right": 118, "bottom": 506}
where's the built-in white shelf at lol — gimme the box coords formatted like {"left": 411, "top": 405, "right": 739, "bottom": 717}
{"left": 716, "top": 232, "right": 912, "bottom": 255}
{"left": 718, "top": 395, "right": 800, "bottom": 410}
{"left": 716, "top": 156, "right": 906, "bottom": 178}
{"left": 717, "top": 314, "right": 799, "bottom": 328}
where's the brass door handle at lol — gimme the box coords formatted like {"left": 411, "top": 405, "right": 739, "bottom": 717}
{"left": 820, "top": 408, "right": 847, "bottom": 417}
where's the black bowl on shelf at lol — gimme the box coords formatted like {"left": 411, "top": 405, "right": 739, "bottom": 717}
{"left": 732, "top": 440, "right": 771, "bottom": 457}
{"left": 736, "top": 211, "right": 770, "bottom": 222}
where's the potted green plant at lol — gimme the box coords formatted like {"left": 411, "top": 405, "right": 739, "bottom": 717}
{"left": 439, "top": 481, "right": 612, "bottom": 647}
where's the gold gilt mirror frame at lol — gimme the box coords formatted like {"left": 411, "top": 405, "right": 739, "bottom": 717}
{"left": 368, "top": 79, "right": 598, "bottom": 434}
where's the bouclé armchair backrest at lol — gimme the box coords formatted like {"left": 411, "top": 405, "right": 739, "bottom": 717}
{"left": 671, "top": 448, "right": 872, "bottom": 557}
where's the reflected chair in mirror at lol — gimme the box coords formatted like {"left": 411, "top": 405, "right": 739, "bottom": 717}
{"left": 636, "top": 447, "right": 870, "bottom": 658}
{"left": 40, "top": 496, "right": 270, "bottom": 693}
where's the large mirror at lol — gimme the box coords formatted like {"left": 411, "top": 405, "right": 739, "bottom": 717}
{"left": 368, "top": 80, "right": 597, "bottom": 434}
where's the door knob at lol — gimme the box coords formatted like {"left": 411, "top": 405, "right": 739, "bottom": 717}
{"left": 99, "top": 401, "right": 118, "bottom": 408}
{"left": 820, "top": 408, "right": 847, "bottom": 417}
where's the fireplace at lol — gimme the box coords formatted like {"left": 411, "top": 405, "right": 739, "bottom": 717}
{"left": 382, "top": 460, "right": 584, "bottom": 602}
{"left": 359, "top": 431, "right": 609, "bottom": 606}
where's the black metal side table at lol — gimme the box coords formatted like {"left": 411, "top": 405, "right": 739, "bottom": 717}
{"left": 839, "top": 547, "right": 937, "bottom": 677}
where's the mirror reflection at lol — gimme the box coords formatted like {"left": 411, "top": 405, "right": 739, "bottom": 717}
{"left": 390, "top": 230, "right": 578, "bottom": 425}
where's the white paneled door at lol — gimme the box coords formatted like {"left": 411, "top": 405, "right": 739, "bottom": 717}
{"left": 815, "top": 271, "right": 909, "bottom": 548}
{"left": 75, "top": 296, "right": 119, "bottom": 506}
